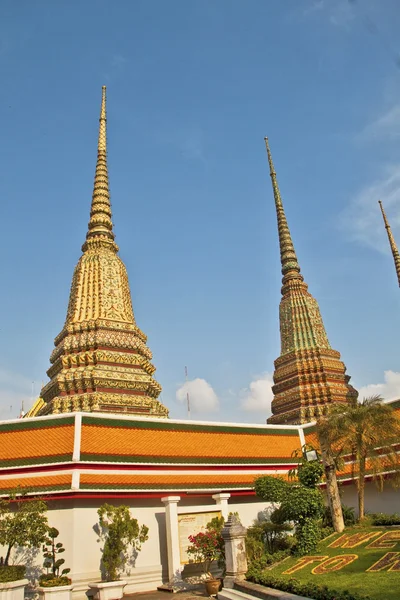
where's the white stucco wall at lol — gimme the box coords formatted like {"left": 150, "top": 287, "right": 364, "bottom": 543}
{"left": 340, "top": 480, "right": 400, "bottom": 516}
{"left": 0, "top": 494, "right": 269, "bottom": 599}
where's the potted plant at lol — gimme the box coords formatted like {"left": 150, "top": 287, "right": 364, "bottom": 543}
{"left": 187, "top": 529, "right": 223, "bottom": 596}
{"left": 37, "top": 527, "right": 72, "bottom": 600}
{"left": 89, "top": 504, "right": 149, "bottom": 600}
{"left": 0, "top": 491, "right": 48, "bottom": 600}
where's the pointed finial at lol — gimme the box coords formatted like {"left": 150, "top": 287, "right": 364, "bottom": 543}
{"left": 82, "top": 86, "right": 118, "bottom": 252}
{"left": 264, "top": 137, "right": 304, "bottom": 293}
{"left": 379, "top": 200, "right": 400, "bottom": 287}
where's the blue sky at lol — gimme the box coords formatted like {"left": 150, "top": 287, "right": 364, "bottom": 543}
{"left": 1, "top": 0, "right": 400, "bottom": 422}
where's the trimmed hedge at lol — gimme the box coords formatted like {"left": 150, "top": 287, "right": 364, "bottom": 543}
{"left": 371, "top": 513, "right": 400, "bottom": 526}
{"left": 0, "top": 566, "right": 26, "bottom": 582}
{"left": 246, "top": 566, "right": 371, "bottom": 600}
{"left": 39, "top": 575, "right": 71, "bottom": 588}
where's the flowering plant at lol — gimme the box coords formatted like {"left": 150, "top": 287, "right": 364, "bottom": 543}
{"left": 186, "top": 530, "right": 222, "bottom": 578}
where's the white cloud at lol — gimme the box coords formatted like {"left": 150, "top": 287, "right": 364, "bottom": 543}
{"left": 240, "top": 373, "right": 274, "bottom": 416}
{"left": 339, "top": 164, "right": 400, "bottom": 252}
{"left": 357, "top": 370, "right": 400, "bottom": 403}
{"left": 359, "top": 104, "right": 400, "bottom": 142}
{"left": 176, "top": 378, "right": 219, "bottom": 413}
{"left": 303, "top": 0, "right": 355, "bottom": 29}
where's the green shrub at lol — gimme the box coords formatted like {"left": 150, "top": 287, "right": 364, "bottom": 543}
{"left": 296, "top": 460, "right": 324, "bottom": 489}
{"left": 39, "top": 527, "right": 71, "bottom": 587}
{"left": 371, "top": 512, "right": 400, "bottom": 526}
{"left": 97, "top": 504, "right": 149, "bottom": 582}
{"left": 39, "top": 575, "right": 71, "bottom": 588}
{"left": 246, "top": 567, "right": 371, "bottom": 600}
{"left": 0, "top": 565, "right": 26, "bottom": 582}
{"left": 323, "top": 504, "right": 355, "bottom": 528}
{"left": 254, "top": 476, "right": 288, "bottom": 502}
{"left": 293, "top": 517, "right": 321, "bottom": 556}
{"left": 254, "top": 475, "right": 324, "bottom": 556}
{"left": 0, "top": 492, "right": 48, "bottom": 566}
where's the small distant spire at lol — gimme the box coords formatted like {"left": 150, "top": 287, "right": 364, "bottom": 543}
{"left": 379, "top": 200, "right": 400, "bottom": 287}
{"left": 264, "top": 137, "right": 304, "bottom": 293}
{"left": 82, "top": 86, "right": 118, "bottom": 252}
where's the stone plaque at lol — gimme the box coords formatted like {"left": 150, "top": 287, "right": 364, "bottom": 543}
{"left": 178, "top": 510, "right": 222, "bottom": 564}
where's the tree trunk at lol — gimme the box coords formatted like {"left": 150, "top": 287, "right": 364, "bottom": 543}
{"left": 4, "top": 543, "right": 13, "bottom": 566}
{"left": 358, "top": 456, "right": 366, "bottom": 521}
{"left": 320, "top": 441, "right": 344, "bottom": 533}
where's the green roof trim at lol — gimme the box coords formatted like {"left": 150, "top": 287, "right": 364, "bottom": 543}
{"left": 389, "top": 399, "right": 400, "bottom": 410}
{"left": 0, "top": 484, "right": 71, "bottom": 495}
{"left": 80, "top": 453, "right": 297, "bottom": 465}
{"left": 0, "top": 454, "right": 73, "bottom": 468}
{"left": 0, "top": 417, "right": 75, "bottom": 433}
{"left": 82, "top": 416, "right": 298, "bottom": 436}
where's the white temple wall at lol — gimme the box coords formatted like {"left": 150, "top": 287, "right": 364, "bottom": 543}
{"left": 340, "top": 480, "right": 400, "bottom": 516}
{"left": 0, "top": 494, "right": 268, "bottom": 599}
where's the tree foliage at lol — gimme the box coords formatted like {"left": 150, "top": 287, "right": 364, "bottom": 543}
{"left": 0, "top": 491, "right": 48, "bottom": 566}
{"left": 317, "top": 395, "right": 400, "bottom": 520}
{"left": 97, "top": 504, "right": 149, "bottom": 582}
{"left": 254, "top": 476, "right": 288, "bottom": 503}
{"left": 254, "top": 474, "right": 324, "bottom": 555}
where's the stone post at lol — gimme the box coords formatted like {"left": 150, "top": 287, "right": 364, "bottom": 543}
{"left": 161, "top": 496, "right": 182, "bottom": 582}
{"left": 221, "top": 514, "right": 248, "bottom": 588}
{"left": 212, "top": 492, "right": 231, "bottom": 519}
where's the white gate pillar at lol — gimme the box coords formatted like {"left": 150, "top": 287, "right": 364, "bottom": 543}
{"left": 161, "top": 496, "right": 182, "bottom": 582}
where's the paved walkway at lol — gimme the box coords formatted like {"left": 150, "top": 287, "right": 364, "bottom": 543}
{"left": 126, "top": 589, "right": 208, "bottom": 600}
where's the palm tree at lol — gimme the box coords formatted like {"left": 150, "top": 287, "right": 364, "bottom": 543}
{"left": 318, "top": 396, "right": 400, "bottom": 521}
{"left": 316, "top": 417, "right": 345, "bottom": 533}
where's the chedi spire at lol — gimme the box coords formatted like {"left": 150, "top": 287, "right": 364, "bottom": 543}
{"left": 379, "top": 200, "right": 400, "bottom": 288}
{"left": 34, "top": 88, "right": 168, "bottom": 418}
{"left": 264, "top": 138, "right": 357, "bottom": 424}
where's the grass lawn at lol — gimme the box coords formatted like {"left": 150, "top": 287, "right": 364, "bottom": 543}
{"left": 267, "top": 527, "right": 400, "bottom": 600}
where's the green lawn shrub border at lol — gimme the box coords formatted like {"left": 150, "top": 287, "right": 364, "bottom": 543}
{"left": 371, "top": 513, "right": 400, "bottom": 526}
{"left": 0, "top": 566, "right": 26, "bottom": 582}
{"left": 246, "top": 565, "right": 371, "bottom": 600}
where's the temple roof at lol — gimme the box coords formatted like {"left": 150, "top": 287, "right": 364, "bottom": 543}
{"left": 1, "top": 402, "right": 399, "bottom": 497}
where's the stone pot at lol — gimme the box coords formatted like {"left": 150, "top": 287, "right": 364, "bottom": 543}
{"left": 37, "top": 585, "right": 73, "bottom": 600}
{"left": 88, "top": 580, "right": 127, "bottom": 600}
{"left": 204, "top": 578, "right": 221, "bottom": 597}
{"left": 0, "top": 579, "right": 29, "bottom": 600}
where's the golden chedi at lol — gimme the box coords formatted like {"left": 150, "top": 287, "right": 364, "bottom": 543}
{"left": 34, "top": 87, "right": 168, "bottom": 417}
{"left": 264, "top": 138, "right": 357, "bottom": 425}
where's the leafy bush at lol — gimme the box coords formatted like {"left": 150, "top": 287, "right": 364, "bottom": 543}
{"left": 0, "top": 491, "right": 48, "bottom": 566}
{"left": 246, "top": 566, "right": 371, "bottom": 600}
{"left": 254, "top": 475, "right": 324, "bottom": 555}
{"left": 97, "top": 504, "right": 149, "bottom": 582}
{"left": 280, "top": 487, "right": 324, "bottom": 524}
{"left": 39, "top": 575, "right": 71, "bottom": 588}
{"left": 187, "top": 529, "right": 222, "bottom": 576}
{"left": 292, "top": 518, "right": 321, "bottom": 556}
{"left": 371, "top": 512, "right": 400, "bottom": 526}
{"left": 297, "top": 460, "right": 324, "bottom": 489}
{"left": 247, "top": 550, "right": 290, "bottom": 571}
{"left": 0, "top": 565, "right": 26, "bottom": 582}
{"left": 254, "top": 477, "right": 288, "bottom": 503}
{"left": 323, "top": 504, "right": 355, "bottom": 528}
{"left": 39, "top": 527, "right": 71, "bottom": 587}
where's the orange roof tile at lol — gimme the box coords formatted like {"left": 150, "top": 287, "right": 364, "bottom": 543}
{"left": 80, "top": 472, "right": 286, "bottom": 489}
{"left": 0, "top": 424, "right": 74, "bottom": 465}
{"left": 0, "top": 474, "right": 71, "bottom": 492}
{"left": 80, "top": 424, "right": 300, "bottom": 462}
